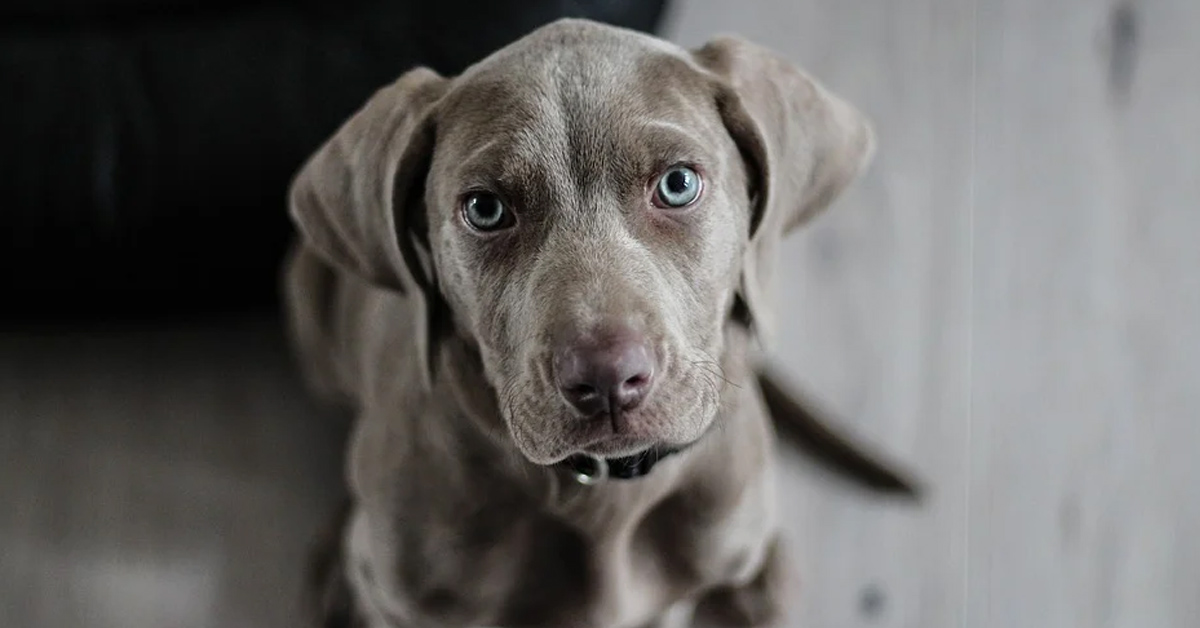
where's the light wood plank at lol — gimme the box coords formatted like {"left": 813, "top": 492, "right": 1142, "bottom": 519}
{"left": 970, "top": 0, "right": 1200, "bottom": 626}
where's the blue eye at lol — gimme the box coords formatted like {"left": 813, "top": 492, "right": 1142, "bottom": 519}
{"left": 462, "top": 192, "right": 513, "bottom": 231}
{"left": 653, "top": 166, "right": 702, "bottom": 208}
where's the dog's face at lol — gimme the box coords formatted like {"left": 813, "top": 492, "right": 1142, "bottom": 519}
{"left": 288, "top": 20, "right": 875, "bottom": 466}
{"left": 425, "top": 35, "right": 750, "bottom": 464}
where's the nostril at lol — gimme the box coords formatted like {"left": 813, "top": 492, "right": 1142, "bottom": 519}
{"left": 613, "top": 369, "right": 653, "bottom": 412}
{"left": 566, "top": 383, "right": 598, "bottom": 398}
{"left": 623, "top": 373, "right": 649, "bottom": 390}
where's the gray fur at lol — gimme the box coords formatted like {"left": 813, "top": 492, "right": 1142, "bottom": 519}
{"left": 283, "top": 19, "right": 898, "bottom": 628}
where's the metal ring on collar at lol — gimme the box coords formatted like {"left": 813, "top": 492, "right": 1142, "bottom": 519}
{"left": 568, "top": 453, "right": 608, "bottom": 486}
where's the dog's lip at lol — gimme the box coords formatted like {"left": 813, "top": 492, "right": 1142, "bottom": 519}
{"left": 533, "top": 422, "right": 654, "bottom": 464}
{"left": 544, "top": 397, "right": 719, "bottom": 463}
{"left": 530, "top": 417, "right": 711, "bottom": 467}
{"left": 558, "top": 422, "right": 645, "bottom": 458}
{"left": 579, "top": 436, "right": 658, "bottom": 458}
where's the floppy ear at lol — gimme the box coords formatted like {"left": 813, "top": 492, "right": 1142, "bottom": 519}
{"left": 288, "top": 67, "right": 449, "bottom": 385}
{"left": 692, "top": 36, "right": 876, "bottom": 343}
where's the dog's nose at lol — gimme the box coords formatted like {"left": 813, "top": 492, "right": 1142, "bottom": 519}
{"left": 553, "top": 331, "right": 655, "bottom": 418}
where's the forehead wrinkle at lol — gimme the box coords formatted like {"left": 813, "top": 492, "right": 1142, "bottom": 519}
{"left": 455, "top": 128, "right": 544, "bottom": 177}
{"left": 452, "top": 49, "right": 690, "bottom": 214}
{"left": 457, "top": 137, "right": 500, "bottom": 169}
{"left": 553, "top": 57, "right": 714, "bottom": 197}
{"left": 446, "top": 79, "right": 575, "bottom": 201}
{"left": 638, "top": 119, "right": 694, "bottom": 137}
{"left": 546, "top": 61, "right": 612, "bottom": 207}
{"left": 624, "top": 121, "right": 712, "bottom": 166}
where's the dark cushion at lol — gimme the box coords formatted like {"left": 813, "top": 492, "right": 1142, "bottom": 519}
{"left": 0, "top": 0, "right": 670, "bottom": 323}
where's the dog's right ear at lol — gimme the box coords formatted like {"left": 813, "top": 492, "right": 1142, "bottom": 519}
{"left": 288, "top": 68, "right": 449, "bottom": 388}
{"left": 288, "top": 67, "right": 448, "bottom": 296}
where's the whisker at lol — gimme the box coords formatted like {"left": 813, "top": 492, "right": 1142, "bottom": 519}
{"left": 692, "top": 351, "right": 742, "bottom": 390}
{"left": 689, "top": 359, "right": 739, "bottom": 390}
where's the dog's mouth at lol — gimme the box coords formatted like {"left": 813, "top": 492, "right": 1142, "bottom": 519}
{"left": 501, "top": 355, "right": 725, "bottom": 471}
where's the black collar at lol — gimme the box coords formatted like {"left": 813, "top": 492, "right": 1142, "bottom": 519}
{"left": 560, "top": 446, "right": 682, "bottom": 483}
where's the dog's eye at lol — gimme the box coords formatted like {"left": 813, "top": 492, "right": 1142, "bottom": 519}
{"left": 462, "top": 192, "right": 514, "bottom": 232}
{"left": 652, "top": 166, "right": 702, "bottom": 208}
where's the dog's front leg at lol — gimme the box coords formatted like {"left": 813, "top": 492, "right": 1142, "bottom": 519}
{"left": 308, "top": 505, "right": 423, "bottom": 628}
{"left": 692, "top": 535, "right": 789, "bottom": 627}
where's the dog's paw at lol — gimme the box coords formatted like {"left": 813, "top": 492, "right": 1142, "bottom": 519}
{"left": 637, "top": 600, "right": 697, "bottom": 628}
{"left": 693, "top": 537, "right": 791, "bottom": 627}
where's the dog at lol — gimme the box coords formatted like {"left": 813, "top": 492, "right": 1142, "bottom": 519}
{"left": 283, "top": 18, "right": 919, "bottom": 628}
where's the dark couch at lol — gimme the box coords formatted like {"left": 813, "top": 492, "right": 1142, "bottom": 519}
{"left": 0, "top": 0, "right": 669, "bottom": 323}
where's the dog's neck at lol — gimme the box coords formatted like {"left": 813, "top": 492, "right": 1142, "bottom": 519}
{"left": 560, "top": 444, "right": 689, "bottom": 484}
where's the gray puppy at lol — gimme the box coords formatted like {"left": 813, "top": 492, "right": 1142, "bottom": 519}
{"left": 284, "top": 18, "right": 917, "bottom": 628}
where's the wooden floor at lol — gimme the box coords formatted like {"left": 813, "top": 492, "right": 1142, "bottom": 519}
{"left": 0, "top": 323, "right": 350, "bottom": 628}
{"left": 3, "top": 1, "right": 1198, "bottom": 627}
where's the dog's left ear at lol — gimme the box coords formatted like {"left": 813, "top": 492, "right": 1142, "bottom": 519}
{"left": 692, "top": 36, "right": 876, "bottom": 342}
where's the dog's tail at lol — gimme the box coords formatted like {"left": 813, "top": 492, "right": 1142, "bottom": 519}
{"left": 755, "top": 365, "right": 922, "bottom": 499}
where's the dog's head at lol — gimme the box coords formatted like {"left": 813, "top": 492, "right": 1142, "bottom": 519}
{"left": 288, "top": 19, "right": 874, "bottom": 465}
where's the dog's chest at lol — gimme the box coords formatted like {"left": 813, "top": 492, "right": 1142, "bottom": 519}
{"left": 357, "top": 465, "right": 774, "bottom": 628}
{"left": 502, "top": 491, "right": 756, "bottom": 626}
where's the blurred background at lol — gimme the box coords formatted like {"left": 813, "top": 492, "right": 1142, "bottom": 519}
{"left": 2, "top": 0, "right": 1196, "bottom": 627}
